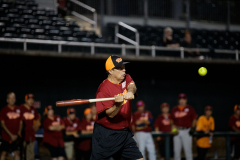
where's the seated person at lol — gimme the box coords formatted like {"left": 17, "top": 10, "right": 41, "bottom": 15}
{"left": 163, "top": 27, "right": 180, "bottom": 48}
{"left": 181, "top": 30, "right": 203, "bottom": 59}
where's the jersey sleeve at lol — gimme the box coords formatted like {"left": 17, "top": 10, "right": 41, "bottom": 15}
{"left": 229, "top": 116, "right": 235, "bottom": 128}
{"left": 43, "top": 118, "right": 51, "bottom": 131}
{"left": 33, "top": 108, "right": 40, "bottom": 120}
{"left": 0, "top": 108, "right": 6, "bottom": 121}
{"left": 60, "top": 117, "right": 65, "bottom": 126}
{"left": 125, "top": 74, "right": 135, "bottom": 87}
{"left": 190, "top": 107, "right": 198, "bottom": 120}
{"left": 132, "top": 113, "right": 139, "bottom": 125}
{"left": 154, "top": 116, "right": 161, "bottom": 128}
{"left": 96, "top": 91, "right": 115, "bottom": 113}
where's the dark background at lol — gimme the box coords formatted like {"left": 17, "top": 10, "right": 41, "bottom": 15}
{"left": 0, "top": 54, "right": 239, "bottom": 131}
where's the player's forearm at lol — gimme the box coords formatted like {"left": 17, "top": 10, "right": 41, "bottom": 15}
{"left": 81, "top": 130, "right": 93, "bottom": 134}
{"left": 106, "top": 102, "right": 123, "bottom": 118}
{"left": 18, "top": 121, "right": 23, "bottom": 135}
{"left": 66, "top": 131, "right": 77, "bottom": 135}
{"left": 127, "top": 83, "right": 137, "bottom": 94}
{"left": 192, "top": 119, "right": 197, "bottom": 127}
{"left": 232, "top": 126, "right": 240, "bottom": 132}
{"left": 1, "top": 122, "right": 13, "bottom": 137}
{"left": 155, "top": 127, "right": 159, "bottom": 132}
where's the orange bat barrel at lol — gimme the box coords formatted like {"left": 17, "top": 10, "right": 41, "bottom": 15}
{"left": 56, "top": 99, "right": 90, "bottom": 107}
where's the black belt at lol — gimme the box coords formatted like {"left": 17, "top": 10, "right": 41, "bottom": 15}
{"left": 178, "top": 126, "right": 190, "bottom": 130}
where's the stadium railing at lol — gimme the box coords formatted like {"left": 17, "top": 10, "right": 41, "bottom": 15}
{"left": 0, "top": 37, "right": 239, "bottom": 60}
{"left": 69, "top": 0, "right": 97, "bottom": 32}
{"left": 115, "top": 22, "right": 140, "bottom": 56}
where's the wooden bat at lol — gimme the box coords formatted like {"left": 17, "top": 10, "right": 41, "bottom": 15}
{"left": 56, "top": 95, "right": 134, "bottom": 107}
{"left": 56, "top": 97, "right": 115, "bottom": 107}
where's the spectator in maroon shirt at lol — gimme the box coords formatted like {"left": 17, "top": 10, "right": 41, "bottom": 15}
{"left": 63, "top": 108, "right": 80, "bottom": 160}
{"left": 133, "top": 100, "right": 156, "bottom": 160}
{"left": 0, "top": 92, "right": 22, "bottom": 160}
{"left": 43, "top": 105, "right": 65, "bottom": 160}
{"left": 229, "top": 104, "right": 240, "bottom": 160}
{"left": 20, "top": 93, "right": 40, "bottom": 160}
{"left": 154, "top": 102, "right": 175, "bottom": 160}
{"left": 76, "top": 108, "right": 95, "bottom": 160}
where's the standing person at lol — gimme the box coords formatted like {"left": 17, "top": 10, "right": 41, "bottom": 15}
{"left": 0, "top": 92, "right": 22, "bottom": 160}
{"left": 154, "top": 102, "right": 174, "bottom": 160}
{"left": 20, "top": 93, "right": 40, "bottom": 160}
{"left": 229, "top": 104, "right": 240, "bottom": 160}
{"left": 195, "top": 106, "right": 215, "bottom": 160}
{"left": 133, "top": 100, "right": 156, "bottom": 160}
{"left": 90, "top": 55, "right": 143, "bottom": 160}
{"left": 76, "top": 108, "right": 95, "bottom": 160}
{"left": 43, "top": 105, "right": 65, "bottom": 160}
{"left": 170, "top": 93, "right": 198, "bottom": 160}
{"left": 63, "top": 108, "right": 80, "bottom": 160}
{"left": 90, "top": 103, "right": 97, "bottom": 121}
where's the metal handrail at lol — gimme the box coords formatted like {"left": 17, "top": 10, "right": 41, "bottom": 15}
{"left": 70, "top": 0, "right": 97, "bottom": 32}
{"left": 0, "top": 38, "right": 239, "bottom": 61}
{"left": 115, "top": 22, "right": 140, "bottom": 56}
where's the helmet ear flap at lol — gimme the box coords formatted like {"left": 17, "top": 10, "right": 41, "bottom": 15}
{"left": 67, "top": 108, "right": 70, "bottom": 115}
{"left": 234, "top": 104, "right": 238, "bottom": 111}
{"left": 45, "top": 107, "right": 48, "bottom": 114}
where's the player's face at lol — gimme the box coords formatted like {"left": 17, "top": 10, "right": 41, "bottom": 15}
{"left": 161, "top": 107, "right": 169, "bottom": 114}
{"left": 85, "top": 112, "right": 92, "bottom": 121}
{"left": 48, "top": 109, "right": 54, "bottom": 117}
{"left": 165, "top": 29, "right": 172, "bottom": 37}
{"left": 138, "top": 106, "right": 145, "bottom": 112}
{"left": 69, "top": 113, "right": 76, "bottom": 120}
{"left": 178, "top": 98, "right": 187, "bottom": 106}
{"left": 236, "top": 109, "right": 240, "bottom": 116}
{"left": 185, "top": 33, "right": 191, "bottom": 42}
{"left": 25, "top": 98, "right": 34, "bottom": 106}
{"left": 205, "top": 110, "right": 212, "bottom": 117}
{"left": 91, "top": 106, "right": 97, "bottom": 115}
{"left": 113, "top": 65, "right": 126, "bottom": 81}
{"left": 7, "top": 93, "right": 16, "bottom": 106}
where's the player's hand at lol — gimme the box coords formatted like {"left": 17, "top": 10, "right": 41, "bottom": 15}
{"left": 11, "top": 134, "right": 18, "bottom": 141}
{"left": 114, "top": 95, "right": 124, "bottom": 103}
{"left": 156, "top": 136, "right": 161, "bottom": 141}
{"left": 33, "top": 124, "right": 39, "bottom": 132}
{"left": 123, "top": 92, "right": 134, "bottom": 100}
{"left": 73, "top": 132, "right": 79, "bottom": 138}
{"left": 204, "top": 130, "right": 210, "bottom": 134}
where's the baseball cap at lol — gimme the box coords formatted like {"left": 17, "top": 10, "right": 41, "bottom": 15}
{"left": 136, "top": 100, "right": 145, "bottom": 107}
{"left": 45, "top": 105, "right": 53, "bottom": 113}
{"left": 105, "top": 55, "right": 129, "bottom": 71}
{"left": 205, "top": 106, "right": 212, "bottom": 111}
{"left": 161, "top": 102, "right": 169, "bottom": 108}
{"left": 84, "top": 108, "right": 91, "bottom": 115}
{"left": 25, "top": 93, "right": 34, "bottom": 100}
{"left": 234, "top": 104, "right": 240, "bottom": 111}
{"left": 67, "top": 108, "right": 75, "bottom": 115}
{"left": 178, "top": 93, "right": 187, "bottom": 99}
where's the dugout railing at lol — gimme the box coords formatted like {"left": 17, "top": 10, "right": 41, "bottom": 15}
{"left": 0, "top": 37, "right": 239, "bottom": 60}
{"left": 35, "top": 132, "right": 240, "bottom": 160}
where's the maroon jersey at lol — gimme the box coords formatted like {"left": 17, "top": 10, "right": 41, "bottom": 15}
{"left": 0, "top": 105, "right": 22, "bottom": 142}
{"left": 63, "top": 117, "right": 80, "bottom": 133}
{"left": 78, "top": 118, "right": 95, "bottom": 151}
{"left": 154, "top": 114, "right": 172, "bottom": 132}
{"left": 229, "top": 115, "right": 240, "bottom": 131}
{"left": 170, "top": 105, "right": 197, "bottom": 128}
{"left": 20, "top": 104, "right": 40, "bottom": 142}
{"left": 96, "top": 74, "right": 135, "bottom": 129}
{"left": 133, "top": 110, "right": 153, "bottom": 132}
{"left": 43, "top": 115, "right": 65, "bottom": 147}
